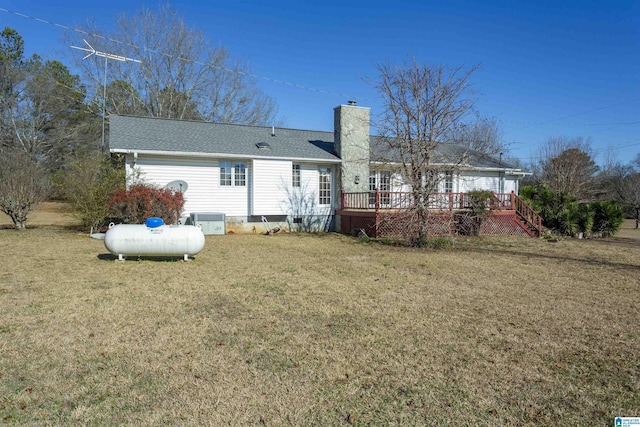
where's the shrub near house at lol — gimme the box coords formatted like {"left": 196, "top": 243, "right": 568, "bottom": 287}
{"left": 108, "top": 184, "right": 185, "bottom": 225}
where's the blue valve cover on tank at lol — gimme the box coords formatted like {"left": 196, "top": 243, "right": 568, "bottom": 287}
{"left": 145, "top": 217, "right": 164, "bottom": 228}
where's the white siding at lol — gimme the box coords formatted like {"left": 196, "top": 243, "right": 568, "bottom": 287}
{"left": 249, "top": 160, "right": 335, "bottom": 216}
{"left": 271, "top": 164, "right": 334, "bottom": 217}
{"left": 213, "top": 160, "right": 250, "bottom": 216}
{"left": 126, "top": 155, "right": 335, "bottom": 219}
{"left": 391, "top": 172, "right": 406, "bottom": 192}
{"left": 503, "top": 176, "right": 519, "bottom": 194}
{"left": 129, "top": 155, "right": 249, "bottom": 216}
{"left": 299, "top": 165, "right": 317, "bottom": 215}
{"left": 458, "top": 171, "right": 520, "bottom": 194}
{"left": 458, "top": 171, "right": 501, "bottom": 193}
{"left": 251, "top": 159, "right": 292, "bottom": 215}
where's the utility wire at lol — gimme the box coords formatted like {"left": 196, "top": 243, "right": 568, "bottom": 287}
{"left": 507, "top": 98, "right": 640, "bottom": 133}
{"left": 0, "top": 6, "right": 370, "bottom": 101}
{"left": 515, "top": 140, "right": 640, "bottom": 162}
{"left": 505, "top": 120, "right": 640, "bottom": 127}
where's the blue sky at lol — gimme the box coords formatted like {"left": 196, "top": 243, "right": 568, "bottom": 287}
{"left": 2, "top": 0, "right": 639, "bottom": 166}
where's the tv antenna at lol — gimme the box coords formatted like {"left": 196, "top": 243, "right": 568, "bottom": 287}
{"left": 71, "top": 39, "right": 141, "bottom": 155}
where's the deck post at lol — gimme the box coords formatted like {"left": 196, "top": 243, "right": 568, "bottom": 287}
{"left": 538, "top": 216, "right": 542, "bottom": 235}
{"left": 341, "top": 190, "right": 345, "bottom": 209}
{"left": 511, "top": 191, "right": 515, "bottom": 210}
{"left": 375, "top": 189, "right": 380, "bottom": 211}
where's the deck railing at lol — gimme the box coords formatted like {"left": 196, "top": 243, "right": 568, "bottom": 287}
{"left": 513, "top": 194, "right": 543, "bottom": 235}
{"left": 341, "top": 190, "right": 515, "bottom": 211}
{"left": 340, "top": 190, "right": 543, "bottom": 236}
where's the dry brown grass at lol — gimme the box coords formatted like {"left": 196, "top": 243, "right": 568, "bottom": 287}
{"left": 1, "top": 204, "right": 639, "bottom": 425}
{"left": 0, "top": 202, "right": 81, "bottom": 229}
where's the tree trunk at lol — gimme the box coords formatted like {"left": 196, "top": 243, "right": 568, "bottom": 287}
{"left": 414, "top": 205, "right": 429, "bottom": 247}
{"left": 11, "top": 215, "right": 27, "bottom": 230}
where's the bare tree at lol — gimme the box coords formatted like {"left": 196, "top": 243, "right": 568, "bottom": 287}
{"left": 536, "top": 136, "right": 599, "bottom": 201}
{"left": 594, "top": 147, "right": 624, "bottom": 201}
{"left": 71, "top": 3, "right": 279, "bottom": 126}
{"left": 279, "top": 179, "right": 331, "bottom": 232}
{"left": 0, "top": 149, "right": 50, "bottom": 229}
{"left": 449, "top": 115, "right": 507, "bottom": 158}
{"left": 605, "top": 156, "right": 640, "bottom": 229}
{"left": 616, "top": 172, "right": 640, "bottom": 229}
{"left": 373, "top": 59, "right": 479, "bottom": 245}
{"left": 633, "top": 153, "right": 640, "bottom": 171}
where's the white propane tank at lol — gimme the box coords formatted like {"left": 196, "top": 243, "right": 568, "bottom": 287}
{"left": 104, "top": 218, "right": 205, "bottom": 261}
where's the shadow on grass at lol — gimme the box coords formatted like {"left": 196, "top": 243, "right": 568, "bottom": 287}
{"left": 457, "top": 243, "right": 640, "bottom": 272}
{"left": 0, "top": 224, "right": 86, "bottom": 232}
{"left": 97, "top": 253, "right": 196, "bottom": 262}
{"left": 591, "top": 236, "right": 640, "bottom": 250}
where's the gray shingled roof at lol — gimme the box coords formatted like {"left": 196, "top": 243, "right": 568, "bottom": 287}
{"left": 370, "top": 136, "right": 518, "bottom": 169}
{"left": 109, "top": 115, "right": 340, "bottom": 162}
{"left": 110, "top": 115, "right": 516, "bottom": 169}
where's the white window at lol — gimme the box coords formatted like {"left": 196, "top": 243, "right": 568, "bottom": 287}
{"left": 220, "top": 161, "right": 246, "bottom": 186}
{"left": 369, "top": 171, "right": 377, "bottom": 205}
{"left": 369, "top": 172, "right": 377, "bottom": 192}
{"left": 319, "top": 167, "right": 331, "bottom": 205}
{"left": 369, "top": 170, "right": 392, "bottom": 205}
{"left": 444, "top": 172, "right": 454, "bottom": 193}
{"left": 234, "top": 162, "right": 246, "bottom": 186}
{"left": 220, "top": 161, "right": 232, "bottom": 186}
{"left": 292, "top": 164, "right": 301, "bottom": 188}
{"left": 380, "top": 170, "right": 391, "bottom": 205}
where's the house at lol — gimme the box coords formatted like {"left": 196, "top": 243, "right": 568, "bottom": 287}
{"left": 109, "top": 103, "right": 539, "bottom": 236}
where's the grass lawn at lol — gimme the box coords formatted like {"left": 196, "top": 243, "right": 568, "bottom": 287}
{"left": 1, "top": 205, "right": 639, "bottom": 425}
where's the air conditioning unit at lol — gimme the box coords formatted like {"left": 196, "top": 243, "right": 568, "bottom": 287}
{"left": 190, "top": 212, "right": 226, "bottom": 235}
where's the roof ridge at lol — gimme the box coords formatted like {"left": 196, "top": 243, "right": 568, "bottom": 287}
{"left": 110, "top": 114, "right": 334, "bottom": 134}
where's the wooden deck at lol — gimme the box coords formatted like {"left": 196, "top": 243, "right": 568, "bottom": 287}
{"left": 337, "top": 191, "right": 543, "bottom": 238}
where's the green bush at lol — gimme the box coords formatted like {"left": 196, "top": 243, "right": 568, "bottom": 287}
{"left": 108, "top": 184, "right": 184, "bottom": 225}
{"left": 591, "top": 201, "right": 624, "bottom": 237}
{"left": 520, "top": 185, "right": 579, "bottom": 235}
{"left": 467, "top": 190, "right": 494, "bottom": 212}
{"left": 466, "top": 190, "right": 494, "bottom": 236}
{"left": 522, "top": 185, "right": 624, "bottom": 238}
{"left": 62, "top": 155, "right": 125, "bottom": 230}
{"left": 576, "top": 204, "right": 594, "bottom": 235}
{"left": 557, "top": 203, "right": 580, "bottom": 236}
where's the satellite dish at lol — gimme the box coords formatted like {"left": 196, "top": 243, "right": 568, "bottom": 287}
{"left": 166, "top": 180, "right": 188, "bottom": 193}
